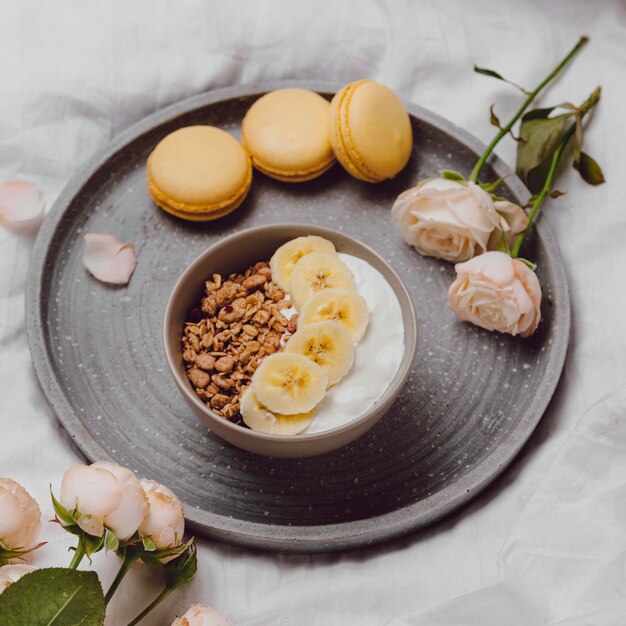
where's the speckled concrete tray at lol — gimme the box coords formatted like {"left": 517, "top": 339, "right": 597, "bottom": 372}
{"left": 26, "top": 82, "right": 570, "bottom": 553}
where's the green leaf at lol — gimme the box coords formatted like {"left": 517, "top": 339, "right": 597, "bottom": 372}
{"left": 573, "top": 116, "right": 583, "bottom": 162}
{"left": 518, "top": 258, "right": 538, "bottom": 271}
{"left": 140, "top": 537, "right": 193, "bottom": 568}
{"left": 474, "top": 65, "right": 506, "bottom": 81}
{"left": 520, "top": 106, "right": 556, "bottom": 121}
{"left": 163, "top": 542, "right": 197, "bottom": 591}
{"left": 82, "top": 533, "right": 104, "bottom": 558}
{"left": 489, "top": 104, "right": 501, "bottom": 128}
{"left": 104, "top": 529, "right": 119, "bottom": 553}
{"left": 142, "top": 536, "right": 156, "bottom": 552}
{"left": 549, "top": 190, "right": 566, "bottom": 199}
{"left": 497, "top": 231, "right": 511, "bottom": 255}
{"left": 0, "top": 568, "right": 105, "bottom": 626}
{"left": 474, "top": 65, "right": 530, "bottom": 94}
{"left": 50, "top": 489, "right": 76, "bottom": 527}
{"left": 516, "top": 113, "right": 572, "bottom": 190}
{"left": 0, "top": 543, "right": 46, "bottom": 565}
{"left": 479, "top": 177, "right": 506, "bottom": 193}
{"left": 574, "top": 151, "right": 605, "bottom": 185}
{"left": 439, "top": 169, "right": 465, "bottom": 182}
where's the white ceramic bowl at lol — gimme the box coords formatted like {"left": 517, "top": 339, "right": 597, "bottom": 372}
{"left": 164, "top": 224, "right": 417, "bottom": 458}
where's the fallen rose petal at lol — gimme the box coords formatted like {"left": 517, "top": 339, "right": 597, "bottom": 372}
{"left": 172, "top": 604, "right": 234, "bottom": 626}
{"left": 0, "top": 181, "right": 44, "bottom": 227}
{"left": 83, "top": 234, "right": 137, "bottom": 285}
{"left": 0, "top": 564, "right": 37, "bottom": 595}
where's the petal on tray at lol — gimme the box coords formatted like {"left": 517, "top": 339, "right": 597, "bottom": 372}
{"left": 83, "top": 233, "right": 137, "bottom": 285}
{"left": 0, "top": 180, "right": 45, "bottom": 228}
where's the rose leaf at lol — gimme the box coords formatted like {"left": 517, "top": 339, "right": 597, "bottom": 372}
{"left": 0, "top": 568, "right": 105, "bottom": 626}
{"left": 516, "top": 113, "right": 571, "bottom": 189}
{"left": 573, "top": 151, "right": 605, "bottom": 185}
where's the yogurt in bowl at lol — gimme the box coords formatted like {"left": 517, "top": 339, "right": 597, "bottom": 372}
{"left": 163, "top": 224, "right": 417, "bottom": 458}
{"left": 303, "top": 253, "right": 404, "bottom": 433}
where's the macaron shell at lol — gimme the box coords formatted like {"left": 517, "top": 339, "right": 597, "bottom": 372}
{"left": 147, "top": 173, "right": 251, "bottom": 221}
{"left": 147, "top": 125, "right": 252, "bottom": 215}
{"left": 242, "top": 89, "right": 335, "bottom": 181}
{"left": 331, "top": 80, "right": 413, "bottom": 182}
{"left": 329, "top": 83, "right": 378, "bottom": 183}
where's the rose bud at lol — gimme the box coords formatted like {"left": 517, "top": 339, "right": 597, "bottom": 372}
{"left": 139, "top": 479, "right": 185, "bottom": 551}
{"left": 60, "top": 462, "right": 148, "bottom": 539}
{"left": 0, "top": 564, "right": 37, "bottom": 594}
{"left": 487, "top": 199, "right": 529, "bottom": 251}
{"left": 172, "top": 604, "right": 234, "bottom": 626}
{"left": 0, "top": 478, "right": 41, "bottom": 553}
{"left": 448, "top": 251, "right": 541, "bottom": 337}
{"left": 391, "top": 178, "right": 527, "bottom": 263}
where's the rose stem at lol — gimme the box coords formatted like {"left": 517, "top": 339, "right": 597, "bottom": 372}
{"left": 468, "top": 36, "right": 588, "bottom": 183}
{"left": 68, "top": 537, "right": 86, "bottom": 569}
{"left": 104, "top": 546, "right": 142, "bottom": 605}
{"left": 510, "top": 87, "right": 601, "bottom": 258}
{"left": 125, "top": 586, "right": 176, "bottom": 626}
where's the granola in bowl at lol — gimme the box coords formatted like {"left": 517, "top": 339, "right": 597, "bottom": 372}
{"left": 181, "top": 261, "right": 298, "bottom": 422}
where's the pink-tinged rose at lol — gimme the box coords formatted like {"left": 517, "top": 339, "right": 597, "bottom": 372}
{"left": 60, "top": 462, "right": 148, "bottom": 539}
{"left": 487, "top": 200, "right": 529, "bottom": 250}
{"left": 448, "top": 251, "right": 542, "bottom": 338}
{"left": 83, "top": 234, "right": 137, "bottom": 285}
{"left": 0, "top": 181, "right": 44, "bottom": 228}
{"left": 139, "top": 479, "right": 185, "bottom": 551}
{"left": 90, "top": 462, "right": 148, "bottom": 540}
{"left": 392, "top": 178, "right": 500, "bottom": 263}
{"left": 0, "top": 478, "right": 41, "bottom": 552}
{"left": 172, "top": 605, "right": 234, "bottom": 626}
{"left": 0, "top": 564, "right": 37, "bottom": 594}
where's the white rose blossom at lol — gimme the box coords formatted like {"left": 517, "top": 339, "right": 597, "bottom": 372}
{"left": 0, "top": 564, "right": 37, "bottom": 594}
{"left": 60, "top": 461, "right": 148, "bottom": 539}
{"left": 391, "top": 178, "right": 528, "bottom": 263}
{"left": 139, "top": 479, "right": 185, "bottom": 551}
{"left": 0, "top": 478, "right": 41, "bottom": 553}
{"left": 447, "top": 251, "right": 542, "bottom": 337}
{"left": 172, "top": 604, "right": 234, "bottom": 626}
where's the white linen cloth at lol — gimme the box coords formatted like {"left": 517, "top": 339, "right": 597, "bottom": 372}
{"left": 1, "top": 1, "right": 624, "bottom": 623}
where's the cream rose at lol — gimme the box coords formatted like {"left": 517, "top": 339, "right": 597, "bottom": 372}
{"left": 139, "top": 479, "right": 185, "bottom": 551}
{"left": 172, "top": 604, "right": 234, "bottom": 626}
{"left": 391, "top": 178, "right": 527, "bottom": 263}
{"left": 448, "top": 251, "right": 542, "bottom": 337}
{"left": 60, "top": 461, "right": 148, "bottom": 539}
{"left": 0, "top": 564, "right": 37, "bottom": 594}
{"left": 0, "top": 478, "right": 41, "bottom": 552}
{"left": 488, "top": 199, "right": 529, "bottom": 251}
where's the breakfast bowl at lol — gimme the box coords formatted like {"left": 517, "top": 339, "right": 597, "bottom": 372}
{"left": 164, "top": 224, "right": 418, "bottom": 458}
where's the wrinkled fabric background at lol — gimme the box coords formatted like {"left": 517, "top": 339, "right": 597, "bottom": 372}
{"left": 1, "top": 1, "right": 625, "bottom": 624}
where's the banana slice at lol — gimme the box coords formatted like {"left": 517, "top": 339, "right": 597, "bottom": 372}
{"left": 285, "top": 321, "right": 353, "bottom": 386}
{"left": 269, "top": 236, "right": 336, "bottom": 292}
{"left": 240, "top": 387, "right": 315, "bottom": 435}
{"left": 252, "top": 352, "right": 328, "bottom": 415}
{"left": 289, "top": 252, "right": 355, "bottom": 309}
{"left": 299, "top": 288, "right": 370, "bottom": 342}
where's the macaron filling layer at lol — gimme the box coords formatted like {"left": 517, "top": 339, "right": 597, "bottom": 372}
{"left": 147, "top": 172, "right": 251, "bottom": 221}
{"left": 147, "top": 168, "right": 251, "bottom": 215}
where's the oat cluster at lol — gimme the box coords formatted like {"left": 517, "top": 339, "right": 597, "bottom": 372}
{"left": 182, "top": 261, "right": 298, "bottom": 421}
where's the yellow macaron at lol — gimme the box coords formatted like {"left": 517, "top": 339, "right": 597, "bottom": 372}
{"left": 147, "top": 125, "right": 252, "bottom": 221}
{"left": 241, "top": 88, "right": 335, "bottom": 182}
{"left": 329, "top": 80, "right": 413, "bottom": 183}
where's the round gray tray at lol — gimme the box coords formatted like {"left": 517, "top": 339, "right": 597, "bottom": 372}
{"left": 26, "top": 82, "right": 569, "bottom": 553}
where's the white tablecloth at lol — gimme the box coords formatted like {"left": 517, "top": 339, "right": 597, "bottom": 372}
{"left": 1, "top": 1, "right": 625, "bottom": 624}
